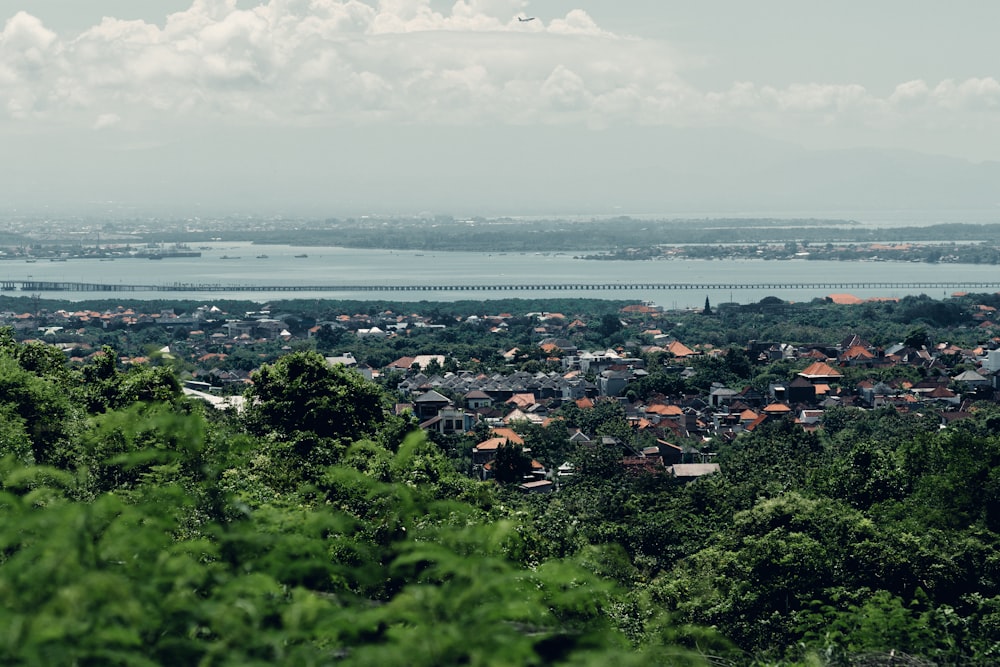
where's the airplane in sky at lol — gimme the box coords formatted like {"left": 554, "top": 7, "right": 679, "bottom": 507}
{"left": 517, "top": 16, "right": 536, "bottom": 22}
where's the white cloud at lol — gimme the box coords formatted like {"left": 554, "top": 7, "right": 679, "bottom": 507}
{"left": 1, "top": 0, "right": 999, "bottom": 145}
{"left": 92, "top": 112, "right": 121, "bottom": 130}
{"left": 763, "top": 83, "right": 870, "bottom": 114}
{"left": 889, "top": 79, "right": 929, "bottom": 107}
{"left": 950, "top": 77, "right": 1000, "bottom": 111}
{"left": 540, "top": 65, "right": 589, "bottom": 111}
{"left": 1, "top": 11, "right": 59, "bottom": 69}
{"left": 0, "top": 1, "right": 653, "bottom": 127}
{"left": 547, "top": 9, "right": 610, "bottom": 37}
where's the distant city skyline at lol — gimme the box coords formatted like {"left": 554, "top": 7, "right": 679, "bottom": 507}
{"left": 2, "top": 1, "right": 999, "bottom": 218}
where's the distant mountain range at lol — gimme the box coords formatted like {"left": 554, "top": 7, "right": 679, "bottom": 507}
{"left": 3, "top": 124, "right": 998, "bottom": 221}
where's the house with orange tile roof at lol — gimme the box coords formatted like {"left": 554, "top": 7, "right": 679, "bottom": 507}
{"left": 798, "top": 361, "right": 843, "bottom": 381}
{"left": 538, "top": 342, "right": 566, "bottom": 357}
{"left": 620, "top": 303, "right": 661, "bottom": 314}
{"left": 743, "top": 414, "right": 770, "bottom": 432}
{"left": 738, "top": 409, "right": 759, "bottom": 427}
{"left": 666, "top": 340, "right": 696, "bottom": 358}
{"left": 645, "top": 403, "right": 684, "bottom": 420}
{"left": 507, "top": 393, "right": 537, "bottom": 409}
{"left": 841, "top": 344, "right": 876, "bottom": 365}
{"left": 490, "top": 427, "right": 524, "bottom": 445}
{"left": 473, "top": 437, "right": 508, "bottom": 464}
{"left": 827, "top": 294, "right": 864, "bottom": 305}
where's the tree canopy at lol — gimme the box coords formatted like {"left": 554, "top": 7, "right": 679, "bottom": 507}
{"left": 2, "top": 294, "right": 1000, "bottom": 666}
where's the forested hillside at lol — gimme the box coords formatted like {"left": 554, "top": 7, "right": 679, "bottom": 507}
{"left": 2, "top": 321, "right": 1000, "bottom": 665}
{"left": 0, "top": 331, "right": 695, "bottom": 665}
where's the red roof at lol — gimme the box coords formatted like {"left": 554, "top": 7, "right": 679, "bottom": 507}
{"left": 841, "top": 345, "right": 875, "bottom": 360}
{"left": 646, "top": 403, "right": 683, "bottom": 416}
{"left": 490, "top": 427, "right": 524, "bottom": 445}
{"left": 667, "top": 340, "right": 695, "bottom": 357}
{"left": 799, "top": 361, "right": 843, "bottom": 379}
{"left": 475, "top": 437, "right": 507, "bottom": 452}
{"left": 827, "top": 294, "right": 863, "bottom": 305}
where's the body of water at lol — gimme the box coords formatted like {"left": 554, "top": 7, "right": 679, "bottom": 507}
{"left": 3, "top": 242, "right": 998, "bottom": 308}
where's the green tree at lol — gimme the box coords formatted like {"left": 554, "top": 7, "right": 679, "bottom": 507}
{"left": 79, "top": 346, "right": 181, "bottom": 412}
{"left": 0, "top": 354, "right": 78, "bottom": 467}
{"left": 598, "top": 313, "right": 623, "bottom": 338}
{"left": 654, "top": 493, "right": 879, "bottom": 658}
{"left": 314, "top": 323, "right": 345, "bottom": 350}
{"left": 244, "top": 351, "right": 387, "bottom": 442}
{"left": 520, "top": 422, "right": 573, "bottom": 469}
{"left": 801, "top": 590, "right": 952, "bottom": 664}
{"left": 904, "top": 326, "right": 929, "bottom": 349}
{"left": 492, "top": 442, "right": 532, "bottom": 484}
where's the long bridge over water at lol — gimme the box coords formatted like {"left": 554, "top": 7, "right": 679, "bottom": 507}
{"left": 3, "top": 280, "right": 1000, "bottom": 293}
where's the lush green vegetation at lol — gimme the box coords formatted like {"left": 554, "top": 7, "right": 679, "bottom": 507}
{"left": 9, "top": 290, "right": 993, "bottom": 376}
{"left": 148, "top": 217, "right": 1000, "bottom": 252}
{"left": 0, "top": 331, "right": 704, "bottom": 665}
{"left": 15, "top": 215, "right": 1000, "bottom": 254}
{"left": 588, "top": 239, "right": 1000, "bottom": 264}
{"left": 4, "top": 289, "right": 1000, "bottom": 664}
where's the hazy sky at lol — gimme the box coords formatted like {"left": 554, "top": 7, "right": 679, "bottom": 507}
{"left": 2, "top": 1, "right": 999, "bottom": 217}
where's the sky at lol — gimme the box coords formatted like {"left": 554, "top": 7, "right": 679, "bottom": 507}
{"left": 2, "top": 1, "right": 999, "bottom": 218}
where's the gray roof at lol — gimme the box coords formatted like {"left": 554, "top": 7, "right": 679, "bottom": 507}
{"left": 953, "top": 369, "right": 988, "bottom": 382}
{"left": 414, "top": 389, "right": 451, "bottom": 403}
{"left": 670, "top": 463, "right": 721, "bottom": 478}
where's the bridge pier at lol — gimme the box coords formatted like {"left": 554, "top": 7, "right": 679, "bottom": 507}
{"left": 3, "top": 280, "right": 1000, "bottom": 294}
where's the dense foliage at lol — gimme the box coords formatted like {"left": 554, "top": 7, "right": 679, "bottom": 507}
{"left": 6, "top": 291, "right": 996, "bottom": 379}
{"left": 3, "top": 285, "right": 1000, "bottom": 665}
{"left": 123, "top": 216, "right": 1000, "bottom": 254}
{"left": 0, "top": 338, "right": 703, "bottom": 665}
{"left": 19, "top": 215, "right": 1000, "bottom": 255}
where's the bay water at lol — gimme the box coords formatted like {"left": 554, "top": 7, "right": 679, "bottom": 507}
{"left": 3, "top": 242, "right": 997, "bottom": 308}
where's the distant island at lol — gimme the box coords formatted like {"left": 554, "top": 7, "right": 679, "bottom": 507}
{"left": 582, "top": 240, "right": 1000, "bottom": 264}
{"left": 3, "top": 216, "right": 1000, "bottom": 264}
